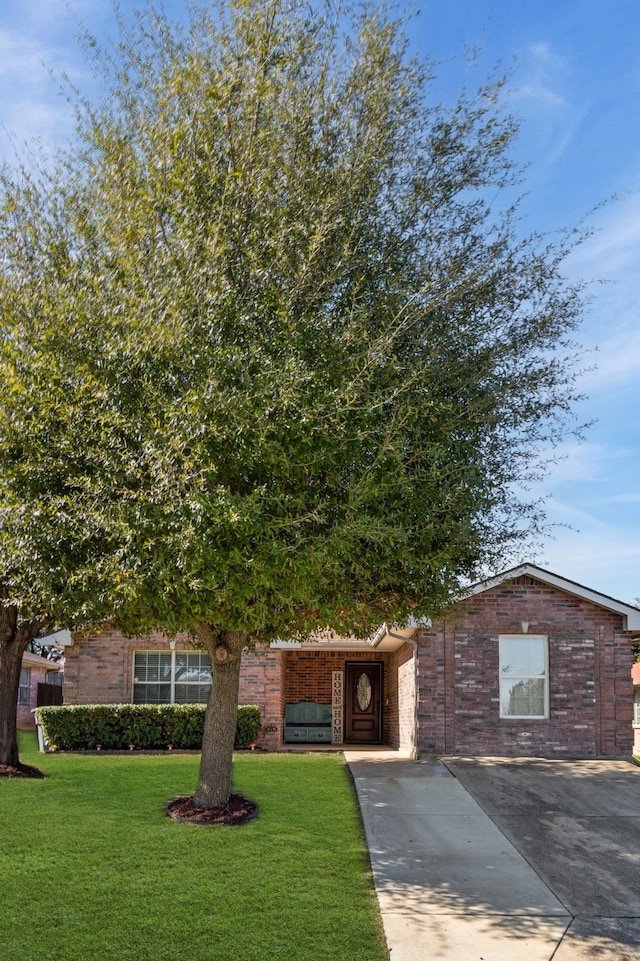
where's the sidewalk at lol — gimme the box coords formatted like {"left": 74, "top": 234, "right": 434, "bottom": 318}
{"left": 344, "top": 750, "right": 570, "bottom": 961}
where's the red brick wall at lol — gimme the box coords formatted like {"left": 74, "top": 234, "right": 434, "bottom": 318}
{"left": 64, "top": 631, "right": 283, "bottom": 749}
{"left": 26, "top": 633, "right": 414, "bottom": 746}
{"left": 64, "top": 628, "right": 159, "bottom": 705}
{"left": 414, "top": 628, "right": 443, "bottom": 754}
{"left": 282, "top": 649, "right": 394, "bottom": 744}
{"left": 283, "top": 649, "right": 388, "bottom": 702}
{"left": 385, "top": 643, "right": 415, "bottom": 752}
{"left": 65, "top": 635, "right": 407, "bottom": 748}
{"left": 416, "top": 575, "right": 634, "bottom": 757}
{"left": 238, "top": 647, "right": 283, "bottom": 750}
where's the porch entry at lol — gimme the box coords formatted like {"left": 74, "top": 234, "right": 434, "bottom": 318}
{"left": 345, "top": 661, "right": 382, "bottom": 743}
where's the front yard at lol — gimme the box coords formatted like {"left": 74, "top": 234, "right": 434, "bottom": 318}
{"left": 1, "top": 734, "right": 387, "bottom": 961}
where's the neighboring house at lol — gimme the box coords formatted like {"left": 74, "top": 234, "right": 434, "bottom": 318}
{"left": 62, "top": 564, "right": 640, "bottom": 757}
{"left": 17, "top": 651, "right": 64, "bottom": 729}
{"left": 633, "top": 662, "right": 640, "bottom": 755}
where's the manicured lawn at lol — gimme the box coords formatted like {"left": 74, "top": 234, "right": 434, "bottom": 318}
{"left": 1, "top": 734, "right": 387, "bottom": 961}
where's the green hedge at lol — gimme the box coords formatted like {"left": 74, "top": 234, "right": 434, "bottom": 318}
{"left": 34, "top": 704, "right": 261, "bottom": 752}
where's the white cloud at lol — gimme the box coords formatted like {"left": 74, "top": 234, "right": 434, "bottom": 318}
{"left": 516, "top": 81, "right": 565, "bottom": 108}
{"left": 0, "top": 0, "right": 110, "bottom": 161}
{"left": 600, "top": 492, "right": 640, "bottom": 505}
{"left": 579, "top": 330, "right": 640, "bottom": 391}
{"left": 509, "top": 41, "right": 570, "bottom": 109}
{"left": 532, "top": 489, "right": 640, "bottom": 603}
{"left": 521, "top": 436, "right": 639, "bottom": 600}
{"left": 562, "top": 194, "right": 640, "bottom": 390}
{"left": 0, "top": 31, "right": 48, "bottom": 80}
{"left": 568, "top": 193, "right": 640, "bottom": 276}
{"left": 14, "top": 0, "right": 103, "bottom": 30}
{"left": 536, "top": 440, "right": 631, "bottom": 487}
{"left": 505, "top": 40, "right": 590, "bottom": 174}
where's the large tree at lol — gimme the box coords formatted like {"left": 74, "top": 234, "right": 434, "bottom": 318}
{"left": 0, "top": 0, "right": 586, "bottom": 800}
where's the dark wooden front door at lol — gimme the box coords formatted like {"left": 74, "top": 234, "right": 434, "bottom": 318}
{"left": 345, "top": 662, "right": 382, "bottom": 743}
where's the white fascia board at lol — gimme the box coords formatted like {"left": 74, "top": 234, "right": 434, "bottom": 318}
{"left": 367, "top": 623, "right": 389, "bottom": 647}
{"left": 369, "top": 623, "right": 423, "bottom": 650}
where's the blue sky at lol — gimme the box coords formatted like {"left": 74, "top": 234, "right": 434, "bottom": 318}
{"left": 0, "top": 1, "right": 638, "bottom": 603}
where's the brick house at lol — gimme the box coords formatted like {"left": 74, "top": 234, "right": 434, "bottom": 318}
{"left": 62, "top": 564, "right": 640, "bottom": 757}
{"left": 16, "top": 651, "right": 64, "bottom": 729}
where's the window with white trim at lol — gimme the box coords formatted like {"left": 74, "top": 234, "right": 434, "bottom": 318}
{"left": 132, "top": 651, "right": 212, "bottom": 704}
{"left": 18, "top": 667, "right": 31, "bottom": 706}
{"left": 634, "top": 689, "right": 640, "bottom": 727}
{"left": 499, "top": 635, "right": 548, "bottom": 719}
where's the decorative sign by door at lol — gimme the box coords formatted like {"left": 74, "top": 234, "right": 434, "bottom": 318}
{"left": 332, "top": 670, "right": 344, "bottom": 744}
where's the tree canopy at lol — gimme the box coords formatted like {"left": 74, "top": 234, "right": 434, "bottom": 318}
{"left": 0, "top": 0, "right": 586, "bottom": 795}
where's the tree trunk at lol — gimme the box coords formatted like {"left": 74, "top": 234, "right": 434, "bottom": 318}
{"left": 192, "top": 627, "right": 248, "bottom": 808}
{"left": 0, "top": 638, "right": 26, "bottom": 767}
{"left": 0, "top": 588, "right": 47, "bottom": 767}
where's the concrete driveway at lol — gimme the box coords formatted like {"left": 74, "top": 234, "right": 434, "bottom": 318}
{"left": 346, "top": 751, "right": 640, "bottom": 961}
{"left": 444, "top": 756, "right": 640, "bottom": 957}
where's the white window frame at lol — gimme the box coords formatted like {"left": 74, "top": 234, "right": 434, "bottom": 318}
{"left": 499, "top": 634, "right": 549, "bottom": 720}
{"left": 132, "top": 651, "right": 212, "bottom": 705}
{"left": 18, "top": 667, "right": 31, "bottom": 706}
{"left": 634, "top": 689, "right": 640, "bottom": 727}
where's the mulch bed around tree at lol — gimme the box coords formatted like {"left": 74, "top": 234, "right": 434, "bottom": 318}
{"left": 167, "top": 793, "right": 258, "bottom": 826}
{"left": 0, "top": 762, "right": 46, "bottom": 779}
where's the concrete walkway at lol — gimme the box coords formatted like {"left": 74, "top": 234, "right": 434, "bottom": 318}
{"left": 345, "top": 750, "right": 579, "bottom": 961}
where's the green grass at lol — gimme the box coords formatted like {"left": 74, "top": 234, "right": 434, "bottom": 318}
{"left": 1, "top": 734, "right": 387, "bottom": 961}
